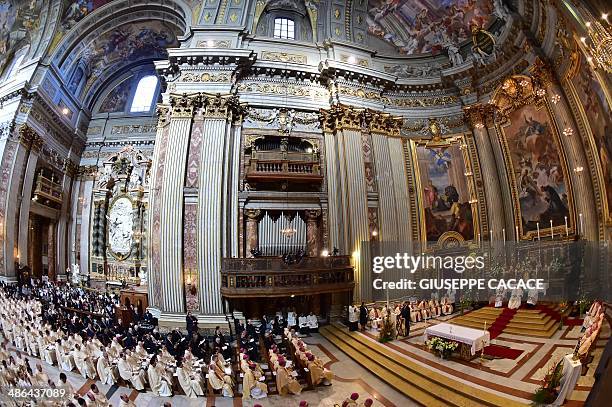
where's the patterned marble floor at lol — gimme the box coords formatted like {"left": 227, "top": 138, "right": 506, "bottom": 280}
{"left": 3, "top": 307, "right": 608, "bottom": 407}
{"left": 2, "top": 333, "right": 411, "bottom": 407}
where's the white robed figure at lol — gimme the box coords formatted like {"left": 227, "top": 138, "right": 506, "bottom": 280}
{"left": 508, "top": 288, "right": 523, "bottom": 309}
{"left": 147, "top": 358, "right": 172, "bottom": 397}
{"left": 96, "top": 352, "right": 117, "bottom": 385}
{"left": 176, "top": 362, "right": 205, "bottom": 398}
{"left": 118, "top": 355, "right": 146, "bottom": 391}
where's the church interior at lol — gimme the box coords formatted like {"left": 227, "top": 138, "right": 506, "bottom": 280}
{"left": 0, "top": 0, "right": 610, "bottom": 406}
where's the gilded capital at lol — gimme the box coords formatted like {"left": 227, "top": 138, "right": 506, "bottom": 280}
{"left": 367, "top": 110, "right": 403, "bottom": 136}
{"left": 170, "top": 93, "right": 200, "bottom": 118}
{"left": 319, "top": 104, "right": 364, "bottom": 133}
{"left": 203, "top": 94, "right": 242, "bottom": 119}
{"left": 463, "top": 104, "right": 495, "bottom": 129}
{"left": 18, "top": 125, "right": 38, "bottom": 148}
{"left": 156, "top": 105, "right": 171, "bottom": 127}
{"left": 305, "top": 209, "right": 321, "bottom": 221}
{"left": 245, "top": 209, "right": 262, "bottom": 220}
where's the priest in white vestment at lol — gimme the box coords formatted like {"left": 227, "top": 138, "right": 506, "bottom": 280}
{"left": 147, "top": 357, "right": 172, "bottom": 397}
{"left": 118, "top": 393, "right": 136, "bottom": 407}
{"left": 118, "top": 354, "right": 146, "bottom": 391}
{"left": 176, "top": 360, "right": 204, "bottom": 398}
{"left": 73, "top": 344, "right": 96, "bottom": 379}
{"left": 96, "top": 351, "right": 117, "bottom": 385}
{"left": 306, "top": 313, "right": 319, "bottom": 332}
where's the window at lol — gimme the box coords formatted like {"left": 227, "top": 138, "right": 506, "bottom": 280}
{"left": 273, "top": 17, "right": 295, "bottom": 40}
{"left": 130, "top": 75, "right": 158, "bottom": 112}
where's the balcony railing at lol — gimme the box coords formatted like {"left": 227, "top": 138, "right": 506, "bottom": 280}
{"left": 220, "top": 256, "right": 354, "bottom": 298}
{"left": 33, "top": 175, "right": 63, "bottom": 205}
{"left": 246, "top": 159, "right": 323, "bottom": 183}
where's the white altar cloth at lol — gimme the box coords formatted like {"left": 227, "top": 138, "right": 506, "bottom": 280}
{"left": 424, "top": 323, "right": 490, "bottom": 355}
{"left": 553, "top": 354, "right": 582, "bottom": 406}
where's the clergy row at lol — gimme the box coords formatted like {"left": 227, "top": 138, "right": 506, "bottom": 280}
{"left": 577, "top": 301, "right": 605, "bottom": 362}
{"left": 0, "top": 343, "right": 119, "bottom": 407}
{"left": 348, "top": 299, "right": 454, "bottom": 334}
{"left": 287, "top": 328, "right": 333, "bottom": 387}
{"left": 0, "top": 285, "right": 240, "bottom": 400}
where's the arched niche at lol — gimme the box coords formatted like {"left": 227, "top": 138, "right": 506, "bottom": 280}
{"left": 255, "top": 0, "right": 313, "bottom": 42}
{"left": 48, "top": 1, "right": 188, "bottom": 103}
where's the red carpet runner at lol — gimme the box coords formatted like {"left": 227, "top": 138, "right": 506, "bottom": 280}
{"left": 487, "top": 307, "right": 517, "bottom": 339}
{"left": 483, "top": 344, "right": 523, "bottom": 360}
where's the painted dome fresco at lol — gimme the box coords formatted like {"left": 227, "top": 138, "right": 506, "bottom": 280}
{"left": 367, "top": 0, "right": 495, "bottom": 54}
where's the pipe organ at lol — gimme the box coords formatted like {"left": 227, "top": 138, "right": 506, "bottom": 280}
{"left": 257, "top": 210, "right": 307, "bottom": 256}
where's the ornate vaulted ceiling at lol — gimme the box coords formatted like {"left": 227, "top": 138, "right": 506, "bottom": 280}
{"left": 367, "top": 0, "right": 495, "bottom": 55}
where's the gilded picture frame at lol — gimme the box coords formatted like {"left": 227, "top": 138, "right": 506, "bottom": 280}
{"left": 493, "top": 75, "right": 576, "bottom": 240}
{"left": 409, "top": 134, "right": 481, "bottom": 250}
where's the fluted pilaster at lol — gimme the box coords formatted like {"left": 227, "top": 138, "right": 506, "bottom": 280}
{"left": 464, "top": 103, "right": 504, "bottom": 241}
{"left": 159, "top": 95, "right": 196, "bottom": 313}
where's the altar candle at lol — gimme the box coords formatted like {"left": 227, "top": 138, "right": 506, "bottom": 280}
{"left": 564, "top": 216, "right": 569, "bottom": 237}
{"left": 579, "top": 213, "right": 583, "bottom": 235}
{"left": 478, "top": 233, "right": 481, "bottom": 245}
{"left": 550, "top": 220, "right": 554, "bottom": 239}
{"left": 515, "top": 226, "right": 519, "bottom": 241}
{"left": 502, "top": 228, "right": 506, "bottom": 244}
{"left": 490, "top": 229, "right": 493, "bottom": 243}
{"left": 536, "top": 222, "right": 540, "bottom": 241}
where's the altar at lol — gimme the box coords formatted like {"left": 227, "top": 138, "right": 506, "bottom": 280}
{"left": 424, "top": 323, "right": 490, "bottom": 360}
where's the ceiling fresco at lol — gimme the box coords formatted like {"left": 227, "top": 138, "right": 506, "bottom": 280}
{"left": 367, "top": 0, "right": 495, "bottom": 55}
{"left": 73, "top": 20, "right": 179, "bottom": 95}
{"left": 61, "top": 0, "right": 115, "bottom": 29}
{"left": 0, "top": 0, "right": 45, "bottom": 75}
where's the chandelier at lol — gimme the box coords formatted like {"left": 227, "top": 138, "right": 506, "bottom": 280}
{"left": 280, "top": 225, "right": 297, "bottom": 238}
{"left": 577, "top": 6, "right": 611, "bottom": 72}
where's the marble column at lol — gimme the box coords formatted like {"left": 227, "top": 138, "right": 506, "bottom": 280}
{"left": 56, "top": 163, "right": 76, "bottom": 280}
{"left": 305, "top": 209, "right": 321, "bottom": 257}
{"left": 322, "top": 106, "right": 369, "bottom": 301}
{"left": 464, "top": 104, "right": 505, "bottom": 242}
{"left": 1, "top": 126, "right": 33, "bottom": 280}
{"left": 159, "top": 95, "right": 195, "bottom": 314}
{"left": 244, "top": 209, "right": 261, "bottom": 258}
{"left": 147, "top": 106, "right": 170, "bottom": 311}
{"left": 197, "top": 94, "right": 241, "bottom": 315}
{"left": 79, "top": 178, "right": 94, "bottom": 275}
{"left": 48, "top": 221, "right": 56, "bottom": 280}
{"left": 17, "top": 135, "right": 42, "bottom": 267}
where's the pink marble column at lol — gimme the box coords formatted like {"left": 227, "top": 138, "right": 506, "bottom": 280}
{"left": 245, "top": 209, "right": 261, "bottom": 258}
{"left": 305, "top": 209, "right": 321, "bottom": 257}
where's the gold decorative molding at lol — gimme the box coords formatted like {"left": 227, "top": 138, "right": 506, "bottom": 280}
{"left": 382, "top": 95, "right": 459, "bottom": 107}
{"left": 237, "top": 82, "right": 327, "bottom": 99}
{"left": 18, "top": 125, "right": 39, "bottom": 149}
{"left": 491, "top": 74, "right": 546, "bottom": 121}
{"left": 181, "top": 72, "right": 232, "bottom": 83}
{"left": 340, "top": 54, "right": 369, "bottom": 67}
{"left": 195, "top": 40, "right": 231, "bottom": 49}
{"left": 260, "top": 51, "right": 307, "bottom": 64}
{"left": 244, "top": 208, "right": 262, "bottom": 220}
{"left": 252, "top": 0, "right": 268, "bottom": 33}
{"left": 336, "top": 85, "right": 380, "bottom": 101}
{"left": 365, "top": 111, "right": 403, "bottom": 136}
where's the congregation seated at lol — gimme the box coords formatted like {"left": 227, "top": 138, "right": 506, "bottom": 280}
{"left": 577, "top": 301, "right": 605, "bottom": 363}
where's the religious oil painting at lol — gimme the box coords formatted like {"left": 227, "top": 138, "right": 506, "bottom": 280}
{"left": 367, "top": 0, "right": 494, "bottom": 55}
{"left": 413, "top": 138, "right": 475, "bottom": 244}
{"left": 98, "top": 78, "right": 132, "bottom": 113}
{"left": 500, "top": 104, "right": 572, "bottom": 236}
{"left": 570, "top": 57, "right": 612, "bottom": 224}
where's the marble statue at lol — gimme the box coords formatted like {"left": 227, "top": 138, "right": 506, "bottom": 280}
{"left": 493, "top": 0, "right": 511, "bottom": 22}
{"left": 108, "top": 197, "right": 134, "bottom": 256}
{"left": 446, "top": 43, "right": 463, "bottom": 66}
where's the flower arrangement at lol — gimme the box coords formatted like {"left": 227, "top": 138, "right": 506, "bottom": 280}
{"left": 426, "top": 337, "right": 459, "bottom": 359}
{"left": 531, "top": 358, "right": 564, "bottom": 406}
